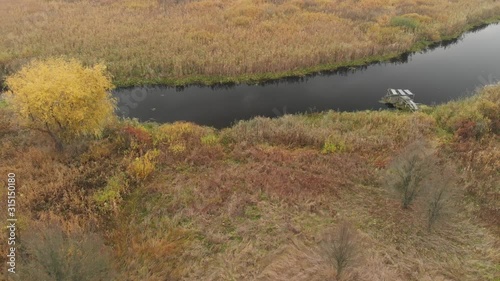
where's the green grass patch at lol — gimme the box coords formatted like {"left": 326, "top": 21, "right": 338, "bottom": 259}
{"left": 391, "top": 16, "right": 420, "bottom": 31}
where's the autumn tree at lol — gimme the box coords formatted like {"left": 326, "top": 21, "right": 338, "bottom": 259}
{"left": 5, "top": 58, "right": 116, "bottom": 150}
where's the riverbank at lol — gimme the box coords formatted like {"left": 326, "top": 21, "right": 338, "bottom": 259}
{"left": 1, "top": 0, "right": 500, "bottom": 87}
{"left": 0, "top": 83, "right": 498, "bottom": 280}
{"left": 115, "top": 18, "right": 500, "bottom": 88}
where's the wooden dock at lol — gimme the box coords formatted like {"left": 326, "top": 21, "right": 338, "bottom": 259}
{"left": 380, "top": 89, "right": 419, "bottom": 111}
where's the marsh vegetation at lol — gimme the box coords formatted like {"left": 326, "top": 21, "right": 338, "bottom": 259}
{"left": 1, "top": 0, "right": 500, "bottom": 86}
{"left": 1, "top": 1, "right": 499, "bottom": 280}
{"left": 1, "top": 83, "right": 499, "bottom": 280}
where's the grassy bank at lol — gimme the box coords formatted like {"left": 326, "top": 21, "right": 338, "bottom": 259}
{"left": 1, "top": 0, "right": 500, "bottom": 87}
{"left": 0, "top": 84, "right": 498, "bottom": 280}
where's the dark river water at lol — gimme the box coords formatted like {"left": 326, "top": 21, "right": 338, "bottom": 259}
{"left": 115, "top": 23, "right": 500, "bottom": 128}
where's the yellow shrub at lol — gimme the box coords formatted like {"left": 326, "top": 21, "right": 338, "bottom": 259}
{"left": 322, "top": 135, "right": 348, "bottom": 154}
{"left": 5, "top": 58, "right": 116, "bottom": 150}
{"left": 127, "top": 149, "right": 160, "bottom": 181}
{"left": 201, "top": 133, "right": 219, "bottom": 146}
{"left": 169, "top": 143, "right": 187, "bottom": 155}
{"left": 94, "top": 173, "right": 129, "bottom": 211}
{"left": 153, "top": 122, "right": 197, "bottom": 145}
{"left": 153, "top": 122, "right": 204, "bottom": 145}
{"left": 322, "top": 141, "right": 347, "bottom": 154}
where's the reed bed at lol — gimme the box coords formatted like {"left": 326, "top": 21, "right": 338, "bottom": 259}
{"left": 1, "top": 0, "right": 500, "bottom": 86}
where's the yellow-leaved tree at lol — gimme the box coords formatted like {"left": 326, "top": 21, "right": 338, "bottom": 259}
{"left": 5, "top": 58, "right": 116, "bottom": 150}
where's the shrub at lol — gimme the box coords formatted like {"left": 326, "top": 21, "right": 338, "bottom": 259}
{"left": 427, "top": 187, "right": 447, "bottom": 232}
{"left": 387, "top": 140, "right": 434, "bottom": 209}
{"left": 322, "top": 135, "right": 347, "bottom": 154}
{"left": 477, "top": 98, "right": 500, "bottom": 135}
{"left": 153, "top": 122, "right": 205, "bottom": 147}
{"left": 4, "top": 58, "right": 116, "bottom": 151}
{"left": 19, "top": 224, "right": 114, "bottom": 281}
{"left": 320, "top": 222, "right": 358, "bottom": 280}
{"left": 454, "top": 120, "right": 489, "bottom": 141}
{"left": 201, "top": 133, "right": 219, "bottom": 146}
{"left": 127, "top": 149, "right": 160, "bottom": 181}
{"left": 94, "top": 173, "right": 129, "bottom": 212}
{"left": 168, "top": 143, "right": 187, "bottom": 155}
{"left": 432, "top": 85, "right": 500, "bottom": 137}
{"left": 122, "top": 123, "right": 153, "bottom": 153}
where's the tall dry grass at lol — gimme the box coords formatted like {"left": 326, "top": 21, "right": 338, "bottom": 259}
{"left": 433, "top": 84, "right": 500, "bottom": 232}
{"left": 0, "top": 85, "right": 499, "bottom": 280}
{"left": 1, "top": 0, "right": 500, "bottom": 86}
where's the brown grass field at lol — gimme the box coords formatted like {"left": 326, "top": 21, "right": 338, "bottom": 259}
{"left": 0, "top": 84, "right": 499, "bottom": 280}
{"left": 1, "top": 0, "right": 500, "bottom": 86}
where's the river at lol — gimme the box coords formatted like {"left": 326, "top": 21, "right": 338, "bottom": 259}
{"left": 115, "top": 23, "right": 500, "bottom": 128}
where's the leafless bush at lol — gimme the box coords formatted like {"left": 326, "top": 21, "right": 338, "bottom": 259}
{"left": 427, "top": 187, "right": 447, "bottom": 232}
{"left": 425, "top": 165, "right": 457, "bottom": 232}
{"left": 18, "top": 224, "right": 114, "bottom": 281}
{"left": 320, "top": 222, "right": 358, "bottom": 280}
{"left": 387, "top": 140, "right": 435, "bottom": 209}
